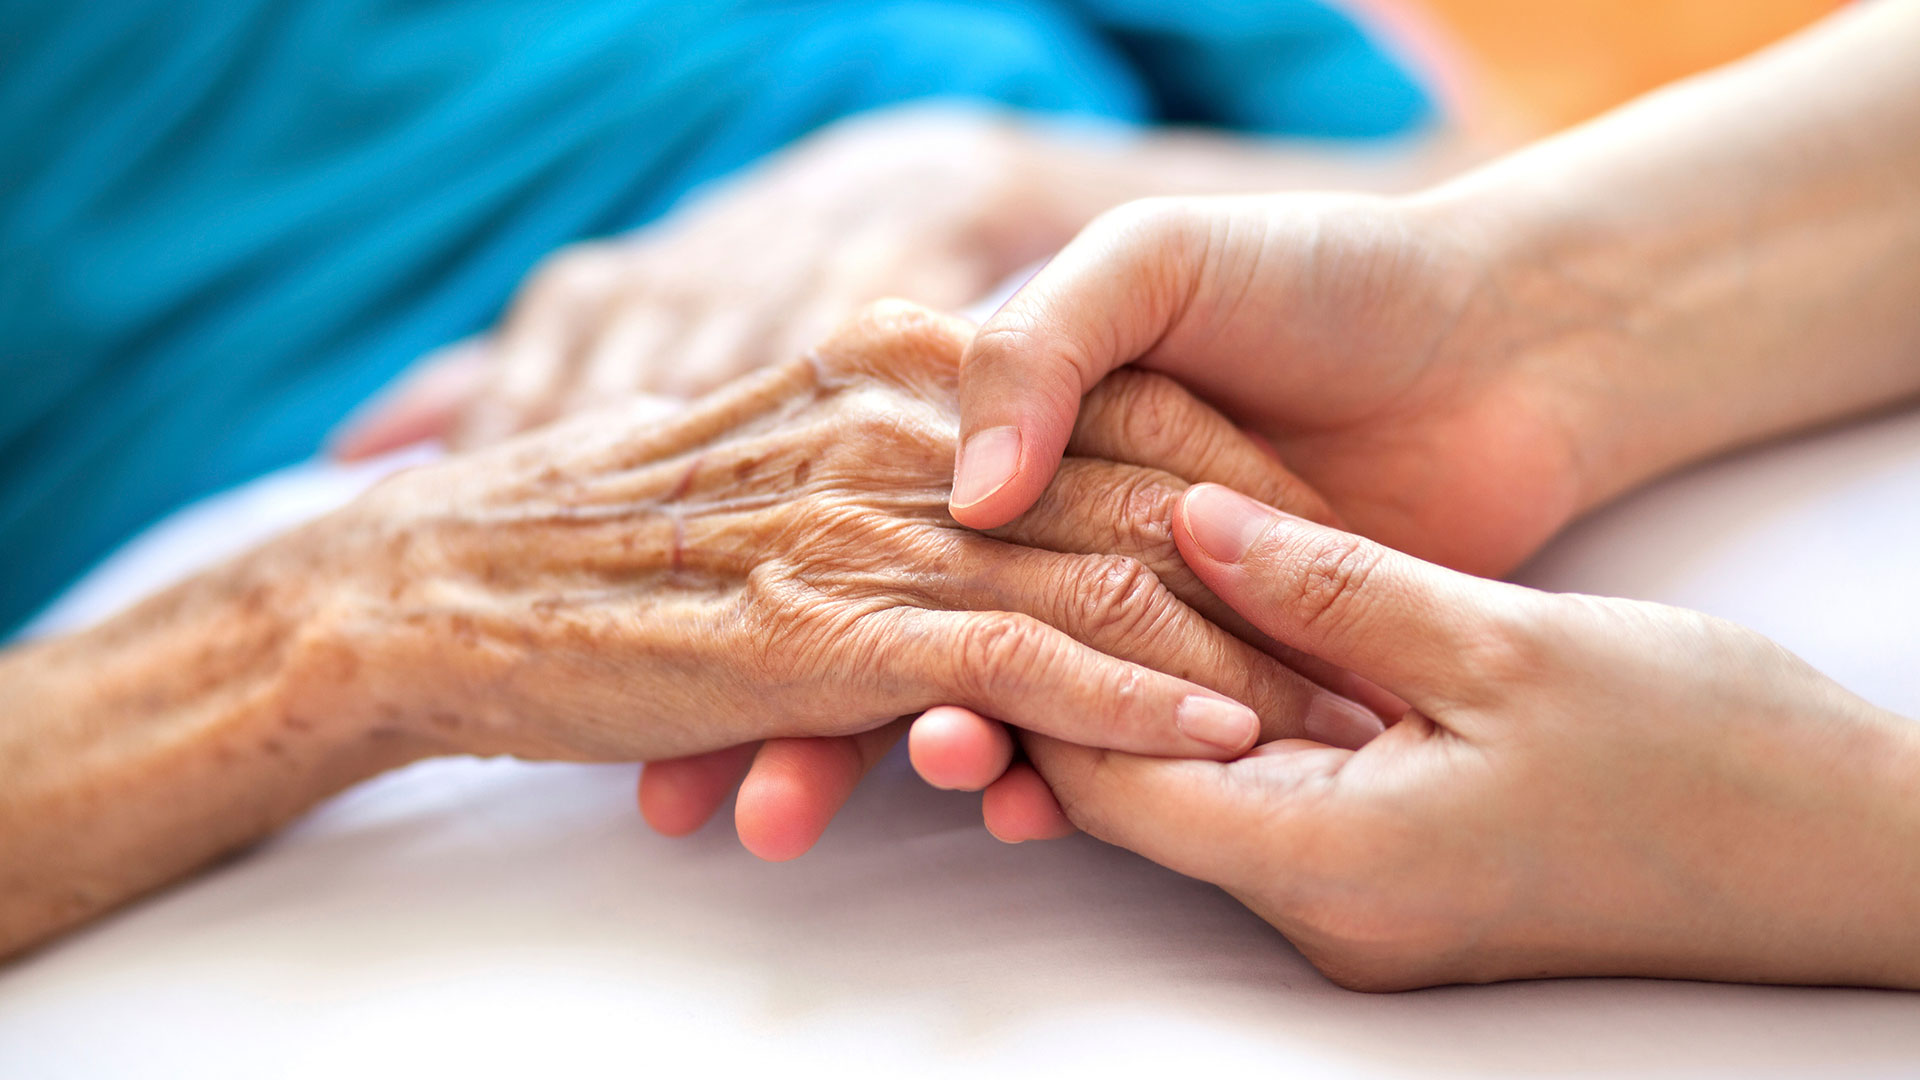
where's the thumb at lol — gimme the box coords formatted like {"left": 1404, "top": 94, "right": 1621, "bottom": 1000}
{"left": 1174, "top": 484, "right": 1533, "bottom": 700}
{"left": 950, "top": 200, "right": 1211, "bottom": 528}
{"left": 1020, "top": 731, "right": 1342, "bottom": 887}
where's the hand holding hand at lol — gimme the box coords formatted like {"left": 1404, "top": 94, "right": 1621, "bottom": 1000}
{"left": 947, "top": 192, "right": 1595, "bottom": 577}
{"left": 323, "top": 306, "right": 1349, "bottom": 770}
{"left": 634, "top": 325, "right": 1382, "bottom": 859}
{"left": 1003, "top": 486, "right": 1920, "bottom": 990}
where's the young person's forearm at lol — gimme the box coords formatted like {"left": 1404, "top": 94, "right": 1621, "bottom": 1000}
{"left": 1024, "top": 122, "right": 1488, "bottom": 231}
{"left": 0, "top": 531, "right": 427, "bottom": 959}
{"left": 1423, "top": 2, "right": 1920, "bottom": 507}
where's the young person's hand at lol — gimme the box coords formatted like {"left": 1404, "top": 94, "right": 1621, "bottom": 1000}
{"left": 1007, "top": 485, "right": 1920, "bottom": 991}
{"left": 928, "top": 3, "right": 1920, "bottom": 856}
{"left": 948, "top": 5, "right": 1920, "bottom": 580}
{"left": 946, "top": 191, "right": 1586, "bottom": 578}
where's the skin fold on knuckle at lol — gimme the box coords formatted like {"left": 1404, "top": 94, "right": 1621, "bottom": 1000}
{"left": 1111, "top": 470, "right": 1184, "bottom": 566}
{"left": 954, "top": 611, "right": 1054, "bottom": 706}
{"left": 1270, "top": 530, "right": 1382, "bottom": 644}
{"left": 1114, "top": 371, "right": 1210, "bottom": 464}
{"left": 1070, "top": 553, "right": 1174, "bottom": 644}
{"left": 992, "top": 462, "right": 1181, "bottom": 571}
{"left": 811, "top": 300, "right": 971, "bottom": 387}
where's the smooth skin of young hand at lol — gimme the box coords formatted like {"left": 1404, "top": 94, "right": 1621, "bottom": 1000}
{"left": 948, "top": 2, "right": 1920, "bottom": 571}
{"left": 1013, "top": 484, "right": 1920, "bottom": 992}
{"left": 928, "top": 1, "right": 1920, "bottom": 837}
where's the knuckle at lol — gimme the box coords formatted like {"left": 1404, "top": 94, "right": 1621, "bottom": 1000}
{"left": 1109, "top": 370, "right": 1192, "bottom": 450}
{"left": 956, "top": 612, "right": 1052, "bottom": 700}
{"left": 1114, "top": 470, "right": 1180, "bottom": 539}
{"left": 1083, "top": 469, "right": 1181, "bottom": 570}
{"left": 1282, "top": 533, "right": 1382, "bottom": 639}
{"left": 1071, "top": 554, "right": 1167, "bottom": 641}
{"left": 815, "top": 300, "right": 969, "bottom": 381}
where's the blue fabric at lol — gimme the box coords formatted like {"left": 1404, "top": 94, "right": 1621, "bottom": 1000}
{"left": 0, "top": 0, "right": 1429, "bottom": 633}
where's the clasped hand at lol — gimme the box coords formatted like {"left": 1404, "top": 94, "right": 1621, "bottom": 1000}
{"left": 647, "top": 190, "right": 1920, "bottom": 993}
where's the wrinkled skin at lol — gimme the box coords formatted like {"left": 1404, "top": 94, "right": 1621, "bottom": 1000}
{"left": 317, "top": 302, "right": 1360, "bottom": 768}
{"left": 0, "top": 301, "right": 1371, "bottom": 956}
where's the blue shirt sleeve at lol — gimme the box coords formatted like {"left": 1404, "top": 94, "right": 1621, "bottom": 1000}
{"left": 0, "top": 0, "right": 1430, "bottom": 634}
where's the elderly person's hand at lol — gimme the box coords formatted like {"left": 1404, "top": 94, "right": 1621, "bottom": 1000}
{"left": 329, "top": 303, "right": 1352, "bottom": 764}
{"left": 328, "top": 106, "right": 1085, "bottom": 458}
{"left": 631, "top": 330, "right": 1386, "bottom": 859}
{"left": 0, "top": 302, "right": 1364, "bottom": 956}
{"left": 1014, "top": 488, "right": 1920, "bottom": 991}
{"left": 329, "top": 104, "right": 1468, "bottom": 462}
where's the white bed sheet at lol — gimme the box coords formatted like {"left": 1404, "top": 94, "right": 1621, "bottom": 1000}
{"left": 4, "top": 405, "right": 1920, "bottom": 1078}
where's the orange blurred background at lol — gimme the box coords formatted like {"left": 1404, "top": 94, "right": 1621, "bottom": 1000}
{"left": 1382, "top": 0, "right": 1844, "bottom": 136}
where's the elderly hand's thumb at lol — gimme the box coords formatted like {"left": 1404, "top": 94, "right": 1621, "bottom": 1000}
{"left": 1173, "top": 484, "right": 1504, "bottom": 697}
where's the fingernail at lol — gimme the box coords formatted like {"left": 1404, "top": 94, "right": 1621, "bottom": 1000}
{"left": 1176, "top": 695, "right": 1260, "bottom": 753}
{"left": 952, "top": 426, "right": 1021, "bottom": 508}
{"left": 1184, "top": 484, "right": 1279, "bottom": 564}
{"left": 1303, "top": 695, "right": 1387, "bottom": 749}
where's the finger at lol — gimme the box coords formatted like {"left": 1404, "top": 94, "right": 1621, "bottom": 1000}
{"left": 567, "top": 303, "right": 683, "bottom": 413}
{"left": 653, "top": 307, "right": 767, "bottom": 398}
{"left": 908, "top": 706, "right": 1014, "bottom": 791}
{"left": 1068, "top": 369, "right": 1338, "bottom": 526}
{"left": 952, "top": 199, "right": 1210, "bottom": 529}
{"left": 637, "top": 742, "right": 758, "bottom": 837}
{"left": 734, "top": 721, "right": 908, "bottom": 862}
{"left": 953, "top": 544, "right": 1378, "bottom": 748}
{"left": 330, "top": 339, "right": 490, "bottom": 461}
{"left": 876, "top": 606, "right": 1261, "bottom": 759}
{"left": 764, "top": 284, "right": 904, "bottom": 387}
{"left": 457, "top": 245, "right": 625, "bottom": 448}
{"left": 981, "top": 761, "right": 1073, "bottom": 843}
{"left": 1175, "top": 483, "right": 1533, "bottom": 701}
{"left": 988, "top": 461, "right": 1397, "bottom": 741}
{"left": 1020, "top": 730, "right": 1347, "bottom": 884}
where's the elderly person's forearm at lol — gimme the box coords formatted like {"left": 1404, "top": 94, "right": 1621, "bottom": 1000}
{"left": 0, "top": 534, "right": 433, "bottom": 958}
